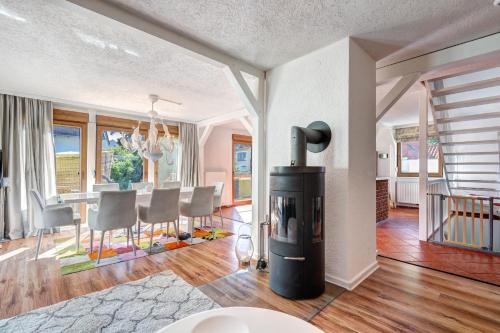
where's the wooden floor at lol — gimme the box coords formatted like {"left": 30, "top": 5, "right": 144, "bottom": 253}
{"left": 378, "top": 207, "right": 500, "bottom": 285}
{"left": 200, "top": 269, "right": 345, "bottom": 322}
{"left": 1, "top": 207, "right": 500, "bottom": 332}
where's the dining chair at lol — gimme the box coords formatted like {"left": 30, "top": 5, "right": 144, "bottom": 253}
{"left": 132, "top": 182, "right": 153, "bottom": 191}
{"left": 161, "top": 181, "right": 181, "bottom": 189}
{"left": 137, "top": 188, "right": 180, "bottom": 252}
{"left": 87, "top": 190, "right": 137, "bottom": 264}
{"left": 30, "top": 190, "right": 81, "bottom": 260}
{"left": 93, "top": 183, "right": 119, "bottom": 192}
{"left": 179, "top": 186, "right": 215, "bottom": 243}
{"left": 213, "top": 181, "right": 225, "bottom": 228}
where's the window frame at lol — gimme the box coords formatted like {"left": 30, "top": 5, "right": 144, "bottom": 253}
{"left": 397, "top": 140, "right": 443, "bottom": 178}
{"left": 153, "top": 134, "right": 180, "bottom": 188}
{"left": 53, "top": 109, "right": 89, "bottom": 221}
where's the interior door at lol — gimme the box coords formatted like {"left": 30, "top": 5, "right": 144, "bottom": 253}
{"left": 232, "top": 134, "right": 252, "bottom": 205}
{"left": 53, "top": 121, "right": 87, "bottom": 221}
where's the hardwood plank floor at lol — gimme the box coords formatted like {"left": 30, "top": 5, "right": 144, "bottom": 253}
{"left": 312, "top": 257, "right": 500, "bottom": 333}
{"left": 1, "top": 209, "right": 500, "bottom": 332}
{"left": 200, "top": 269, "right": 345, "bottom": 322}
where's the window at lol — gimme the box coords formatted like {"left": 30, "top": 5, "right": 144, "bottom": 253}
{"left": 97, "top": 129, "right": 146, "bottom": 190}
{"left": 156, "top": 136, "right": 179, "bottom": 185}
{"left": 54, "top": 126, "right": 82, "bottom": 194}
{"left": 397, "top": 139, "right": 442, "bottom": 177}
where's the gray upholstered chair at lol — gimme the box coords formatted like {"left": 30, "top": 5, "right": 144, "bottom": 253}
{"left": 137, "top": 188, "right": 180, "bottom": 252}
{"left": 161, "top": 181, "right": 181, "bottom": 189}
{"left": 179, "top": 186, "right": 215, "bottom": 243}
{"left": 132, "top": 182, "right": 153, "bottom": 191}
{"left": 212, "top": 181, "right": 225, "bottom": 228}
{"left": 87, "top": 190, "right": 137, "bottom": 264}
{"left": 30, "top": 190, "right": 81, "bottom": 260}
{"left": 93, "top": 183, "right": 119, "bottom": 192}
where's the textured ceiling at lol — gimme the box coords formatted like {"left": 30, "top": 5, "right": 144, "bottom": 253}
{"left": 108, "top": 0, "right": 500, "bottom": 70}
{"left": 0, "top": 0, "right": 244, "bottom": 122}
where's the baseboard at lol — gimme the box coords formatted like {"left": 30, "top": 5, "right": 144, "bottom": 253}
{"left": 325, "top": 260, "right": 379, "bottom": 290}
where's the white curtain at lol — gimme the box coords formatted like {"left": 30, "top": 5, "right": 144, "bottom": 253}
{"left": 0, "top": 94, "right": 56, "bottom": 239}
{"left": 179, "top": 122, "right": 200, "bottom": 187}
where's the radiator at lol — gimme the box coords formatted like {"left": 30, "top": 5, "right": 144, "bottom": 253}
{"left": 396, "top": 181, "right": 419, "bottom": 206}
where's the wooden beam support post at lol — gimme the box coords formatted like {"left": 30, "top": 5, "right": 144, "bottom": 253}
{"left": 418, "top": 89, "right": 429, "bottom": 241}
{"left": 67, "top": 0, "right": 264, "bottom": 79}
{"left": 376, "top": 72, "right": 420, "bottom": 122}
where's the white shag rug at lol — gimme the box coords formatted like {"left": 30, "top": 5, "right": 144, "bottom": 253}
{"left": 0, "top": 271, "right": 219, "bottom": 332}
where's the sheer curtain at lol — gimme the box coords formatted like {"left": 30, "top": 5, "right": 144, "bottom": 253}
{"left": 179, "top": 122, "right": 200, "bottom": 187}
{"left": 0, "top": 94, "right": 56, "bottom": 239}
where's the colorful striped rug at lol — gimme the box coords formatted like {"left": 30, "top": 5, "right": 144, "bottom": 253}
{"left": 55, "top": 225, "right": 233, "bottom": 275}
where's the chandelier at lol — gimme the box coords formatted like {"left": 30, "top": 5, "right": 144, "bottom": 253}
{"left": 120, "top": 94, "right": 177, "bottom": 161}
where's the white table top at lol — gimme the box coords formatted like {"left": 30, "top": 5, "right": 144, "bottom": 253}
{"left": 46, "top": 187, "right": 193, "bottom": 205}
{"left": 157, "top": 307, "right": 323, "bottom": 333}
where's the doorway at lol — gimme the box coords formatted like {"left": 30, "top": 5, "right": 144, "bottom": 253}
{"left": 53, "top": 110, "right": 88, "bottom": 221}
{"left": 232, "top": 134, "right": 252, "bottom": 205}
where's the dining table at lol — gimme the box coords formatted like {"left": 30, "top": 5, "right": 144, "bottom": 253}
{"left": 46, "top": 187, "right": 197, "bottom": 233}
{"left": 46, "top": 187, "right": 194, "bottom": 206}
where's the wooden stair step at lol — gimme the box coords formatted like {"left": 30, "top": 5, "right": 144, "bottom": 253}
{"left": 434, "top": 95, "right": 500, "bottom": 111}
{"left": 447, "top": 171, "right": 500, "bottom": 175}
{"left": 436, "top": 112, "right": 500, "bottom": 124}
{"left": 446, "top": 162, "right": 499, "bottom": 165}
{"left": 443, "top": 151, "right": 498, "bottom": 156}
{"left": 450, "top": 179, "right": 500, "bottom": 184}
{"left": 450, "top": 186, "right": 500, "bottom": 191}
{"left": 431, "top": 77, "right": 500, "bottom": 97}
{"left": 441, "top": 140, "right": 499, "bottom": 146}
{"left": 440, "top": 126, "right": 500, "bottom": 135}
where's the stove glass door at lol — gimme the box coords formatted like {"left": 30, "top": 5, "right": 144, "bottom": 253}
{"left": 312, "top": 196, "right": 323, "bottom": 243}
{"left": 271, "top": 195, "right": 298, "bottom": 244}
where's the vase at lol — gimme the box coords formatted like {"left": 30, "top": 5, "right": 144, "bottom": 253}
{"left": 235, "top": 234, "right": 254, "bottom": 268}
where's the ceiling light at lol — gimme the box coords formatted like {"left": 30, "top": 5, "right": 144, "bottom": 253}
{"left": 120, "top": 94, "right": 180, "bottom": 161}
{"left": 0, "top": 7, "right": 26, "bottom": 22}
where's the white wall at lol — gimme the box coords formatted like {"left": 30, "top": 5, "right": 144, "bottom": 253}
{"left": 266, "top": 37, "right": 377, "bottom": 290}
{"left": 203, "top": 126, "right": 250, "bottom": 206}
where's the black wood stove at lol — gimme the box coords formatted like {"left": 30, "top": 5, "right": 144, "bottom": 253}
{"left": 269, "top": 121, "right": 331, "bottom": 299}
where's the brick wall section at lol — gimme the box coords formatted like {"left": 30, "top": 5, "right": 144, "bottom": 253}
{"left": 376, "top": 179, "right": 389, "bottom": 222}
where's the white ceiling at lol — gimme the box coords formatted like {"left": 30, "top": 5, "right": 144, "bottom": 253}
{"left": 219, "top": 120, "right": 248, "bottom": 132}
{"left": 1, "top": 0, "right": 499, "bottom": 124}
{"left": 108, "top": 0, "right": 500, "bottom": 69}
{"left": 0, "top": 0, "right": 244, "bottom": 122}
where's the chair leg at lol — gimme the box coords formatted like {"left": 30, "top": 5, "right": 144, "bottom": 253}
{"left": 108, "top": 230, "right": 112, "bottom": 248}
{"left": 35, "top": 229, "right": 43, "bottom": 260}
{"left": 219, "top": 207, "right": 224, "bottom": 229}
{"left": 90, "top": 229, "right": 94, "bottom": 253}
{"left": 173, "top": 218, "right": 180, "bottom": 244}
{"left": 126, "top": 228, "right": 130, "bottom": 248}
{"left": 128, "top": 227, "right": 137, "bottom": 256}
{"left": 209, "top": 214, "right": 214, "bottom": 234}
{"left": 190, "top": 218, "right": 194, "bottom": 244}
{"left": 137, "top": 220, "right": 141, "bottom": 246}
{"left": 75, "top": 223, "right": 81, "bottom": 253}
{"left": 97, "top": 231, "right": 105, "bottom": 264}
{"left": 149, "top": 224, "right": 154, "bottom": 253}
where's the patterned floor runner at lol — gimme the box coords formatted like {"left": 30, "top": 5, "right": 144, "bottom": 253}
{"left": 55, "top": 225, "right": 233, "bottom": 275}
{"left": 0, "top": 270, "right": 219, "bottom": 332}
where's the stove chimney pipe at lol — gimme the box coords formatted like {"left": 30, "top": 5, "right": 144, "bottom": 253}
{"left": 290, "top": 121, "right": 331, "bottom": 167}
